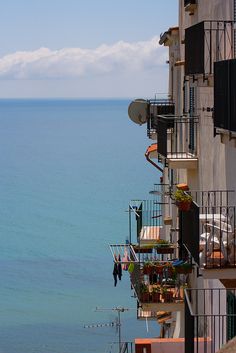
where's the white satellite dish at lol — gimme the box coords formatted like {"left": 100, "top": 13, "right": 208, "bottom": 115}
{"left": 128, "top": 99, "right": 149, "bottom": 125}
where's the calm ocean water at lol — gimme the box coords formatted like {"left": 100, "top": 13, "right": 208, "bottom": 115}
{"left": 0, "top": 99, "right": 160, "bottom": 353}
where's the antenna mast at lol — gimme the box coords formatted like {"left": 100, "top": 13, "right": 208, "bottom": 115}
{"left": 95, "top": 306, "right": 130, "bottom": 353}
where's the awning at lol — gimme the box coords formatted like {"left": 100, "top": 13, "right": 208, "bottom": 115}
{"left": 145, "top": 143, "right": 158, "bottom": 159}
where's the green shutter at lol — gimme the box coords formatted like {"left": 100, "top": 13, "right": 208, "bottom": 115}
{"left": 227, "top": 291, "right": 236, "bottom": 340}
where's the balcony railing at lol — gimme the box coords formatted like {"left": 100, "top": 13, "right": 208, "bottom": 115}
{"left": 185, "top": 288, "right": 236, "bottom": 353}
{"left": 199, "top": 205, "right": 236, "bottom": 270}
{"left": 108, "top": 342, "right": 134, "bottom": 353}
{"left": 130, "top": 259, "right": 191, "bottom": 308}
{"left": 179, "top": 191, "right": 236, "bottom": 272}
{"left": 156, "top": 116, "right": 198, "bottom": 169}
{"left": 129, "top": 200, "right": 164, "bottom": 244}
{"left": 189, "top": 190, "right": 235, "bottom": 208}
{"left": 147, "top": 99, "right": 175, "bottom": 139}
{"left": 185, "top": 21, "right": 234, "bottom": 76}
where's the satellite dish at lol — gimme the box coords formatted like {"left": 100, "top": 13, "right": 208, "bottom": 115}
{"left": 128, "top": 99, "right": 149, "bottom": 125}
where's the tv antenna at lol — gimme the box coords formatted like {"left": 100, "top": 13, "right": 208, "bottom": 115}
{"left": 96, "top": 306, "right": 131, "bottom": 353}
{"left": 84, "top": 306, "right": 133, "bottom": 353}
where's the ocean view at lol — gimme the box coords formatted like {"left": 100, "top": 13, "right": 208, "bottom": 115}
{"left": 0, "top": 99, "right": 160, "bottom": 353}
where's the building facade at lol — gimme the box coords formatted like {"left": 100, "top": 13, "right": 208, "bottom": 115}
{"left": 110, "top": 1, "right": 236, "bottom": 352}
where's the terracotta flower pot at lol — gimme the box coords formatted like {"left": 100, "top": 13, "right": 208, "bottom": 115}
{"left": 152, "top": 292, "right": 161, "bottom": 303}
{"left": 175, "top": 265, "right": 192, "bottom": 274}
{"left": 140, "top": 292, "right": 150, "bottom": 303}
{"left": 176, "top": 200, "right": 191, "bottom": 211}
{"left": 156, "top": 247, "right": 174, "bottom": 254}
{"left": 143, "top": 266, "right": 153, "bottom": 275}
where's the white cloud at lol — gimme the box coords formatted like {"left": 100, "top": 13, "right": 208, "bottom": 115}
{"left": 0, "top": 37, "right": 167, "bottom": 80}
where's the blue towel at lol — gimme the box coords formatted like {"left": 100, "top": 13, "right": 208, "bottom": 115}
{"left": 172, "top": 259, "right": 184, "bottom": 267}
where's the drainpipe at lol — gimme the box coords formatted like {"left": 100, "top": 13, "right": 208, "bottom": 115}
{"left": 145, "top": 149, "right": 163, "bottom": 173}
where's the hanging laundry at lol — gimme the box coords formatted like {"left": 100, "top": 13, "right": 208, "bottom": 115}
{"left": 122, "top": 249, "right": 129, "bottom": 271}
{"left": 118, "top": 254, "right": 122, "bottom": 281}
{"left": 113, "top": 262, "right": 118, "bottom": 287}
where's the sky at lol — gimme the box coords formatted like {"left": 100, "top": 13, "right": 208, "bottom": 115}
{"left": 0, "top": 0, "right": 178, "bottom": 98}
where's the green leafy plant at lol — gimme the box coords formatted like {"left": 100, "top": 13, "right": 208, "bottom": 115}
{"left": 152, "top": 286, "right": 160, "bottom": 293}
{"left": 140, "top": 283, "right": 148, "bottom": 293}
{"left": 156, "top": 239, "right": 170, "bottom": 246}
{"left": 173, "top": 189, "right": 193, "bottom": 203}
{"left": 173, "top": 190, "right": 193, "bottom": 211}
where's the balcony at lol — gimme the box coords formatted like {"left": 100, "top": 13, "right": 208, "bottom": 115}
{"left": 127, "top": 99, "right": 174, "bottom": 141}
{"left": 109, "top": 243, "right": 191, "bottom": 312}
{"left": 130, "top": 258, "right": 191, "bottom": 312}
{"left": 147, "top": 100, "right": 175, "bottom": 139}
{"left": 179, "top": 190, "right": 236, "bottom": 279}
{"left": 185, "top": 21, "right": 234, "bottom": 76}
{"left": 156, "top": 116, "right": 198, "bottom": 169}
{"left": 129, "top": 200, "right": 164, "bottom": 245}
{"left": 135, "top": 338, "right": 210, "bottom": 353}
{"left": 185, "top": 288, "right": 236, "bottom": 353}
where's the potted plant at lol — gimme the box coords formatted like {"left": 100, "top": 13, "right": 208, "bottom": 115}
{"left": 143, "top": 261, "right": 153, "bottom": 275}
{"left": 175, "top": 262, "right": 193, "bottom": 274}
{"left": 155, "top": 262, "right": 165, "bottom": 275}
{"left": 139, "top": 283, "right": 150, "bottom": 302}
{"left": 155, "top": 239, "right": 174, "bottom": 254}
{"left": 151, "top": 286, "right": 161, "bottom": 303}
{"left": 160, "top": 286, "right": 173, "bottom": 303}
{"left": 133, "top": 244, "right": 153, "bottom": 254}
{"left": 173, "top": 189, "right": 193, "bottom": 211}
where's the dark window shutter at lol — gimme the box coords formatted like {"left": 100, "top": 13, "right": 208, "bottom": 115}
{"left": 185, "top": 22, "right": 205, "bottom": 75}
{"left": 214, "top": 60, "right": 230, "bottom": 130}
{"left": 227, "top": 291, "right": 236, "bottom": 340}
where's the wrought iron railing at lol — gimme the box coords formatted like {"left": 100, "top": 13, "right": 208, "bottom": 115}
{"left": 108, "top": 342, "right": 134, "bottom": 353}
{"left": 199, "top": 205, "right": 236, "bottom": 269}
{"left": 179, "top": 193, "right": 236, "bottom": 269}
{"left": 130, "top": 259, "right": 190, "bottom": 305}
{"left": 147, "top": 99, "right": 175, "bottom": 138}
{"left": 129, "top": 200, "right": 163, "bottom": 244}
{"left": 189, "top": 190, "right": 235, "bottom": 208}
{"left": 185, "top": 21, "right": 234, "bottom": 76}
{"left": 185, "top": 288, "right": 236, "bottom": 353}
{"left": 156, "top": 116, "right": 198, "bottom": 160}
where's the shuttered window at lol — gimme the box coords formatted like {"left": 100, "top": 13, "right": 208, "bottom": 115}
{"left": 189, "top": 87, "right": 195, "bottom": 152}
{"left": 227, "top": 291, "right": 236, "bottom": 341}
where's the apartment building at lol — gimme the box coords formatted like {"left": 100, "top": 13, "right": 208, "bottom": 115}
{"left": 110, "top": 1, "right": 236, "bottom": 352}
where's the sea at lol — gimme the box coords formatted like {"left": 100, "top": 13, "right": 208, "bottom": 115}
{"left": 0, "top": 99, "right": 160, "bottom": 353}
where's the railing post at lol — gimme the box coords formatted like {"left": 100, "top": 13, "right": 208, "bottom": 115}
{"left": 185, "top": 295, "right": 195, "bottom": 353}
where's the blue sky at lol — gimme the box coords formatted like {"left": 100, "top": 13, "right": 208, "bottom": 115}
{"left": 0, "top": 0, "right": 178, "bottom": 98}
